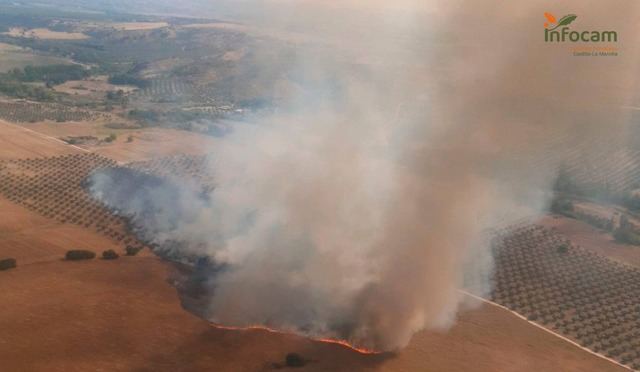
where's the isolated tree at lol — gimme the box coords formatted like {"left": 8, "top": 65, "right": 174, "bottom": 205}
{"left": 102, "top": 249, "right": 119, "bottom": 260}
{"left": 65, "top": 250, "right": 96, "bottom": 261}
{"left": 0, "top": 258, "right": 17, "bottom": 271}
{"left": 285, "top": 353, "right": 306, "bottom": 368}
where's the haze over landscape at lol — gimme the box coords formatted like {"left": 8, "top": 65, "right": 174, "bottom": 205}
{"left": 0, "top": 0, "right": 640, "bottom": 371}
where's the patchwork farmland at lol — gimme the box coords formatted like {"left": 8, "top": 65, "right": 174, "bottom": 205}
{"left": 489, "top": 224, "right": 640, "bottom": 370}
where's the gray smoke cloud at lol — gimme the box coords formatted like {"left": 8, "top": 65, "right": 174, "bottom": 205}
{"left": 89, "top": 0, "right": 640, "bottom": 351}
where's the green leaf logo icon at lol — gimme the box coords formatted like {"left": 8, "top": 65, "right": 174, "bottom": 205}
{"left": 549, "top": 14, "right": 577, "bottom": 30}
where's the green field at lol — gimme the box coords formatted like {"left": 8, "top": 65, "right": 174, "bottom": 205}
{"left": 0, "top": 42, "right": 72, "bottom": 72}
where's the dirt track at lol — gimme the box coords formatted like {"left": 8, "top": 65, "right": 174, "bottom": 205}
{"left": 0, "top": 120, "right": 81, "bottom": 159}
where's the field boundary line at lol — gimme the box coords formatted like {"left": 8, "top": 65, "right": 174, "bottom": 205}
{"left": 0, "top": 120, "right": 90, "bottom": 153}
{"left": 460, "top": 290, "right": 635, "bottom": 372}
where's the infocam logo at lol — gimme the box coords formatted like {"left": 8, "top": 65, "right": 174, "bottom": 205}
{"left": 544, "top": 13, "right": 617, "bottom": 43}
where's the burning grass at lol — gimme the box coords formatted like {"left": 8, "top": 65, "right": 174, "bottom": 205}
{"left": 210, "top": 323, "right": 381, "bottom": 355}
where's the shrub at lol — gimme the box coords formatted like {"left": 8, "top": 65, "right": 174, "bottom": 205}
{"left": 104, "top": 133, "right": 117, "bottom": 143}
{"left": 14, "top": 64, "right": 89, "bottom": 84}
{"left": 128, "top": 109, "right": 160, "bottom": 123}
{"left": 65, "top": 250, "right": 96, "bottom": 261}
{"left": 0, "top": 80, "right": 54, "bottom": 101}
{"left": 108, "top": 74, "right": 150, "bottom": 88}
{"left": 285, "top": 353, "right": 306, "bottom": 368}
{"left": 104, "top": 122, "right": 141, "bottom": 130}
{"left": 623, "top": 192, "right": 640, "bottom": 211}
{"left": 105, "top": 90, "right": 124, "bottom": 101}
{"left": 102, "top": 249, "right": 119, "bottom": 260}
{"left": 613, "top": 215, "right": 640, "bottom": 245}
{"left": 613, "top": 227, "right": 640, "bottom": 245}
{"left": 0, "top": 258, "right": 17, "bottom": 271}
{"left": 125, "top": 245, "right": 142, "bottom": 256}
{"left": 550, "top": 197, "right": 574, "bottom": 217}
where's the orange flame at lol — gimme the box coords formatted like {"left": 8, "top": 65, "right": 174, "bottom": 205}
{"left": 315, "top": 337, "right": 379, "bottom": 354}
{"left": 210, "top": 323, "right": 380, "bottom": 354}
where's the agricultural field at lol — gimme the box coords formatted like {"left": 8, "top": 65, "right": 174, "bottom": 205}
{"left": 488, "top": 224, "right": 640, "bottom": 370}
{"left": 132, "top": 78, "right": 192, "bottom": 100}
{"left": 0, "top": 3, "right": 637, "bottom": 372}
{"left": 93, "top": 128, "right": 219, "bottom": 162}
{"left": 126, "top": 153, "right": 215, "bottom": 190}
{"left": 0, "top": 138, "right": 625, "bottom": 372}
{"left": 53, "top": 76, "right": 137, "bottom": 97}
{"left": 0, "top": 162, "right": 626, "bottom": 372}
{"left": 0, "top": 1, "right": 304, "bottom": 153}
{"left": 125, "top": 161, "right": 640, "bottom": 372}
{"left": 0, "top": 147, "right": 630, "bottom": 372}
{"left": 109, "top": 153, "right": 640, "bottom": 371}
{"left": 540, "top": 214, "right": 640, "bottom": 269}
{"left": 105, "top": 22, "right": 169, "bottom": 31}
{"left": 1, "top": 255, "right": 623, "bottom": 372}
{"left": 0, "top": 42, "right": 72, "bottom": 72}
{"left": 505, "top": 124, "right": 640, "bottom": 206}
{"left": 3, "top": 27, "right": 89, "bottom": 40}
{"left": 559, "top": 146, "right": 640, "bottom": 198}
{"left": 0, "top": 153, "right": 145, "bottom": 250}
{"left": 0, "top": 119, "right": 78, "bottom": 159}
{"left": 0, "top": 100, "right": 110, "bottom": 123}
{"left": 0, "top": 195, "right": 123, "bottom": 264}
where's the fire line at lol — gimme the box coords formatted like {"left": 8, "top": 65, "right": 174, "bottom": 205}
{"left": 210, "top": 323, "right": 381, "bottom": 355}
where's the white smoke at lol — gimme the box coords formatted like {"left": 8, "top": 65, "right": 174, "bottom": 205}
{"left": 89, "top": 0, "right": 640, "bottom": 351}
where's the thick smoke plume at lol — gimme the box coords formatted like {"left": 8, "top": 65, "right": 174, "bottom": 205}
{"left": 89, "top": 1, "right": 640, "bottom": 351}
